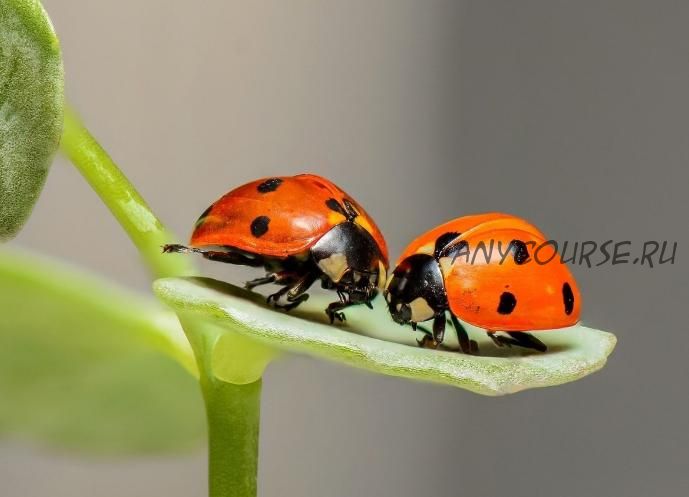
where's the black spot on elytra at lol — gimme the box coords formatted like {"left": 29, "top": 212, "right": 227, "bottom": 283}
{"left": 326, "top": 198, "right": 347, "bottom": 216}
{"left": 434, "top": 232, "right": 461, "bottom": 258}
{"left": 257, "top": 178, "right": 283, "bottom": 193}
{"left": 497, "top": 291, "right": 517, "bottom": 315}
{"left": 250, "top": 216, "right": 270, "bottom": 237}
{"left": 563, "top": 282, "right": 575, "bottom": 315}
{"left": 510, "top": 239, "right": 529, "bottom": 264}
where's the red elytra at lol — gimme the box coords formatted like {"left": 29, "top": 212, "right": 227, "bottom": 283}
{"left": 164, "top": 174, "right": 388, "bottom": 323}
{"left": 191, "top": 174, "right": 388, "bottom": 264}
{"left": 385, "top": 213, "right": 581, "bottom": 354}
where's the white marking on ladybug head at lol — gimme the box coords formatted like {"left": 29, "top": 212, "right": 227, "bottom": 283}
{"left": 317, "top": 253, "right": 349, "bottom": 283}
{"left": 385, "top": 271, "right": 395, "bottom": 290}
{"left": 417, "top": 242, "right": 435, "bottom": 256}
{"left": 377, "top": 260, "right": 387, "bottom": 291}
{"left": 438, "top": 256, "right": 454, "bottom": 278}
{"left": 409, "top": 297, "right": 435, "bottom": 323}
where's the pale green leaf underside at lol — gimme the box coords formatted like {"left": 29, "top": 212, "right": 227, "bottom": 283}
{"left": 0, "top": 0, "right": 64, "bottom": 240}
{"left": 0, "top": 248, "right": 203, "bottom": 453}
{"left": 154, "top": 277, "right": 617, "bottom": 396}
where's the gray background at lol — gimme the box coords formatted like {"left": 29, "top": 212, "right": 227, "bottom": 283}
{"left": 3, "top": 0, "right": 689, "bottom": 496}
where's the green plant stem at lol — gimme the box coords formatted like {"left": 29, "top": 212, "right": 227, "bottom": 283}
{"left": 60, "top": 103, "right": 266, "bottom": 496}
{"left": 203, "top": 376, "right": 261, "bottom": 497}
{"left": 60, "top": 105, "right": 193, "bottom": 279}
{"left": 178, "top": 314, "right": 265, "bottom": 497}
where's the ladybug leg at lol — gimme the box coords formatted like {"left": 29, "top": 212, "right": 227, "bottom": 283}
{"left": 266, "top": 286, "right": 291, "bottom": 307}
{"left": 487, "top": 331, "right": 509, "bottom": 348}
{"left": 245, "top": 274, "right": 278, "bottom": 290}
{"left": 326, "top": 300, "right": 348, "bottom": 324}
{"left": 266, "top": 273, "right": 317, "bottom": 312}
{"left": 507, "top": 332, "right": 547, "bottom": 352}
{"left": 282, "top": 273, "right": 318, "bottom": 311}
{"left": 433, "top": 313, "right": 446, "bottom": 344}
{"left": 450, "top": 314, "right": 479, "bottom": 355}
{"left": 416, "top": 314, "right": 445, "bottom": 349}
{"left": 486, "top": 331, "right": 547, "bottom": 352}
{"left": 324, "top": 289, "right": 353, "bottom": 323}
{"left": 162, "top": 244, "right": 190, "bottom": 253}
{"left": 281, "top": 293, "right": 310, "bottom": 311}
{"left": 162, "top": 244, "right": 262, "bottom": 266}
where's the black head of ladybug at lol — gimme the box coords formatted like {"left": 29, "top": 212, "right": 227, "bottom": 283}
{"left": 384, "top": 254, "right": 447, "bottom": 325}
{"left": 310, "top": 222, "right": 387, "bottom": 305}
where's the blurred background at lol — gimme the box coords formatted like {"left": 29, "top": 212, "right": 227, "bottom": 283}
{"left": 4, "top": 0, "right": 689, "bottom": 496}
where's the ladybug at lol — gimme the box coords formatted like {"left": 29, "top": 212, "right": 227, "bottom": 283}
{"left": 164, "top": 174, "right": 389, "bottom": 322}
{"left": 384, "top": 213, "right": 581, "bottom": 353}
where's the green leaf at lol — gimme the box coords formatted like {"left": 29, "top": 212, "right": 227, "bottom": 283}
{"left": 0, "top": 0, "right": 64, "bottom": 241}
{"left": 0, "top": 248, "right": 204, "bottom": 454}
{"left": 155, "top": 277, "right": 617, "bottom": 396}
